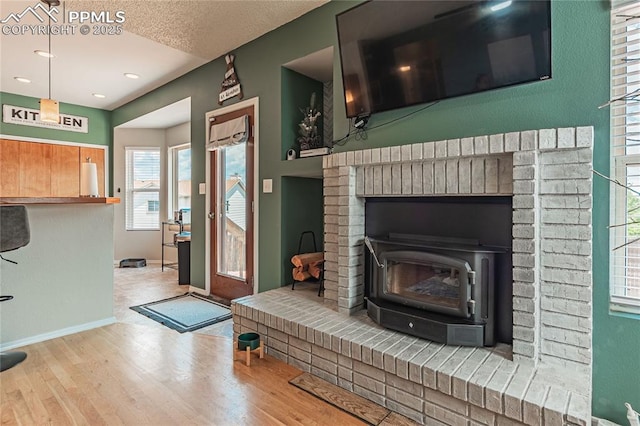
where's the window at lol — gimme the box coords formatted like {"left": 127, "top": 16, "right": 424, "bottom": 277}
{"left": 125, "top": 147, "right": 161, "bottom": 230}
{"left": 168, "top": 144, "right": 191, "bottom": 219}
{"left": 610, "top": 1, "right": 640, "bottom": 314}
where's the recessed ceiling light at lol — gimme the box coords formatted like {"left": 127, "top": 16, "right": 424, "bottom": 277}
{"left": 92, "top": 93, "right": 106, "bottom": 99}
{"left": 124, "top": 73, "right": 140, "bottom": 79}
{"left": 14, "top": 77, "right": 31, "bottom": 83}
{"left": 34, "top": 50, "right": 54, "bottom": 58}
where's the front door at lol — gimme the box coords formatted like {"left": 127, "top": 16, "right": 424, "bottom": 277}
{"left": 209, "top": 105, "right": 254, "bottom": 301}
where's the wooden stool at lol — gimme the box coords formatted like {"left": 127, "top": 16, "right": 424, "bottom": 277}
{"left": 233, "top": 340, "right": 264, "bottom": 366}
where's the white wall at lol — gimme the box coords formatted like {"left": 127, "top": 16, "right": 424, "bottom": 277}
{"left": 0, "top": 205, "right": 115, "bottom": 347}
{"left": 113, "top": 123, "right": 190, "bottom": 263}
{"left": 166, "top": 122, "right": 190, "bottom": 148}
{"left": 113, "top": 128, "right": 168, "bottom": 262}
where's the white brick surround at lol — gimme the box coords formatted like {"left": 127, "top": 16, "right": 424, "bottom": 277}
{"left": 232, "top": 289, "right": 590, "bottom": 425}
{"left": 322, "top": 127, "right": 594, "bottom": 369}
{"left": 232, "top": 126, "right": 594, "bottom": 425}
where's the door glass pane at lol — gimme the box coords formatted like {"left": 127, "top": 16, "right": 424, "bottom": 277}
{"left": 218, "top": 142, "right": 247, "bottom": 279}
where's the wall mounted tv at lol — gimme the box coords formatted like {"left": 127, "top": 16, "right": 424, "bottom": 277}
{"left": 336, "top": 0, "right": 551, "bottom": 118}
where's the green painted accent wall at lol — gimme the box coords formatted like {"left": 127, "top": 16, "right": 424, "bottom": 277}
{"left": 0, "top": 92, "right": 114, "bottom": 194}
{"left": 281, "top": 177, "right": 324, "bottom": 287}
{"left": 109, "top": 0, "right": 638, "bottom": 422}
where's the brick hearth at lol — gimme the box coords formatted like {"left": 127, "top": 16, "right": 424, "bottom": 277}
{"left": 233, "top": 126, "right": 594, "bottom": 425}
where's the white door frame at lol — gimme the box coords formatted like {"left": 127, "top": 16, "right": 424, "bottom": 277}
{"left": 204, "top": 97, "right": 259, "bottom": 295}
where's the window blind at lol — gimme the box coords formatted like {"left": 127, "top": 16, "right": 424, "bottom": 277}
{"left": 207, "top": 115, "right": 249, "bottom": 151}
{"left": 125, "top": 147, "right": 161, "bottom": 231}
{"left": 610, "top": 1, "right": 640, "bottom": 313}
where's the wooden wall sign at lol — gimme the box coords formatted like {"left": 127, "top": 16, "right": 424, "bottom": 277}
{"left": 2, "top": 105, "right": 89, "bottom": 133}
{"left": 218, "top": 54, "right": 243, "bottom": 105}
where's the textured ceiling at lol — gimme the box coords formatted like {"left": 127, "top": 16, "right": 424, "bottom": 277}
{"left": 0, "top": 0, "right": 328, "bottom": 111}
{"left": 121, "top": 0, "right": 328, "bottom": 60}
{"left": 66, "top": 0, "right": 328, "bottom": 60}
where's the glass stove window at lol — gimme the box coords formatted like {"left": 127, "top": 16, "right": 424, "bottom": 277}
{"left": 385, "top": 261, "right": 461, "bottom": 309}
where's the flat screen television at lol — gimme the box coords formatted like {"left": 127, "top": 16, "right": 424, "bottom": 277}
{"left": 336, "top": 0, "right": 551, "bottom": 118}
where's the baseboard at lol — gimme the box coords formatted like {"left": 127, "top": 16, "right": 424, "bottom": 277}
{"left": 591, "top": 417, "right": 623, "bottom": 426}
{"left": 0, "top": 317, "right": 116, "bottom": 351}
{"left": 189, "top": 286, "right": 208, "bottom": 296}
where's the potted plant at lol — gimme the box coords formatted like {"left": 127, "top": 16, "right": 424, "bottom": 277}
{"left": 297, "top": 92, "right": 322, "bottom": 151}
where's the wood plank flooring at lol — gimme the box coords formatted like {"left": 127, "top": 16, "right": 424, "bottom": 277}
{"left": 0, "top": 265, "right": 365, "bottom": 425}
{"left": 114, "top": 264, "right": 234, "bottom": 339}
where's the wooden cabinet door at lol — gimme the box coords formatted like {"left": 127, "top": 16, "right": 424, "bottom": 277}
{"left": 80, "top": 147, "right": 105, "bottom": 197}
{"left": 0, "top": 139, "right": 21, "bottom": 197}
{"left": 0, "top": 139, "right": 106, "bottom": 198}
{"left": 20, "top": 141, "right": 52, "bottom": 197}
{"left": 51, "top": 145, "right": 80, "bottom": 197}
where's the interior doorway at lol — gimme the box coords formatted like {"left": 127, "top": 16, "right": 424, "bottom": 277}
{"left": 205, "top": 98, "right": 258, "bottom": 301}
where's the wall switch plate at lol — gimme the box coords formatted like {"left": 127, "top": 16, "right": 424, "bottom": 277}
{"left": 263, "top": 179, "right": 273, "bottom": 193}
{"left": 199, "top": 183, "right": 206, "bottom": 195}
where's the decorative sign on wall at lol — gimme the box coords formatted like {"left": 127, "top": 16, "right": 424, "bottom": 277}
{"left": 218, "top": 53, "right": 243, "bottom": 105}
{"left": 2, "top": 105, "right": 89, "bottom": 133}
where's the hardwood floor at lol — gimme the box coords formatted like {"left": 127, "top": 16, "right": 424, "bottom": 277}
{"left": 114, "top": 264, "right": 234, "bottom": 339}
{"left": 0, "top": 265, "right": 365, "bottom": 425}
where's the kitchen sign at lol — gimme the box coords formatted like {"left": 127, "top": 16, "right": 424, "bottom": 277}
{"left": 2, "top": 105, "right": 89, "bottom": 133}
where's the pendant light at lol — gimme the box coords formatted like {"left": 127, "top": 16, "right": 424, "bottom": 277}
{"left": 39, "top": 0, "right": 60, "bottom": 123}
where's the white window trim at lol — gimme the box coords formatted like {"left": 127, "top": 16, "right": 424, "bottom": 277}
{"left": 125, "top": 146, "right": 161, "bottom": 231}
{"left": 612, "top": 156, "right": 640, "bottom": 313}
{"left": 609, "top": 1, "right": 640, "bottom": 314}
{"left": 167, "top": 142, "right": 191, "bottom": 219}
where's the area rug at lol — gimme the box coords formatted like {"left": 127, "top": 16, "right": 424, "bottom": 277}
{"left": 130, "top": 293, "right": 231, "bottom": 333}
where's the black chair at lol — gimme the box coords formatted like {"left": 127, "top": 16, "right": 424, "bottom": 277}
{"left": 0, "top": 205, "right": 30, "bottom": 372}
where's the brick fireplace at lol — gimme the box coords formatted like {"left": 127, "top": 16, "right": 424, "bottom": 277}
{"left": 232, "top": 126, "right": 594, "bottom": 425}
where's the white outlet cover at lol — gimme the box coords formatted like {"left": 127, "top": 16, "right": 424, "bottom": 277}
{"left": 199, "top": 182, "right": 206, "bottom": 195}
{"left": 263, "top": 179, "right": 273, "bottom": 193}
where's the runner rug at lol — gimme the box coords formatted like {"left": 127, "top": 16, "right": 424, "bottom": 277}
{"left": 289, "top": 372, "right": 419, "bottom": 425}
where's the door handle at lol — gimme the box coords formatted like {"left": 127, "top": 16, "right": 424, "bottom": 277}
{"left": 208, "top": 212, "right": 215, "bottom": 220}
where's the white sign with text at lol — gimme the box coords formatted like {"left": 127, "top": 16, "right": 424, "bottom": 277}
{"left": 2, "top": 105, "right": 89, "bottom": 133}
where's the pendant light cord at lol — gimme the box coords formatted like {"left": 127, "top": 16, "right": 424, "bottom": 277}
{"left": 48, "top": 3, "right": 52, "bottom": 100}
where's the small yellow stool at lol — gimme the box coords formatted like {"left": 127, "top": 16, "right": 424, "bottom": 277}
{"left": 234, "top": 333, "right": 264, "bottom": 366}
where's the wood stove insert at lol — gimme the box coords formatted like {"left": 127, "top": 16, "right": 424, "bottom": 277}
{"left": 365, "top": 234, "right": 507, "bottom": 346}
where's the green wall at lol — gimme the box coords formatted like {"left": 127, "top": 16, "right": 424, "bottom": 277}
{"left": 0, "top": 91, "right": 114, "bottom": 193}
{"left": 109, "top": 0, "right": 637, "bottom": 423}
{"left": 281, "top": 177, "right": 324, "bottom": 286}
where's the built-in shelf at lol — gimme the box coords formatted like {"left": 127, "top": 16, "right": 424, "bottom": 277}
{"left": 280, "top": 156, "right": 324, "bottom": 178}
{"left": 0, "top": 197, "right": 120, "bottom": 205}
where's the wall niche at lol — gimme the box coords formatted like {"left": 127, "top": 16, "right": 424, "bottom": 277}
{"left": 281, "top": 46, "right": 334, "bottom": 160}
